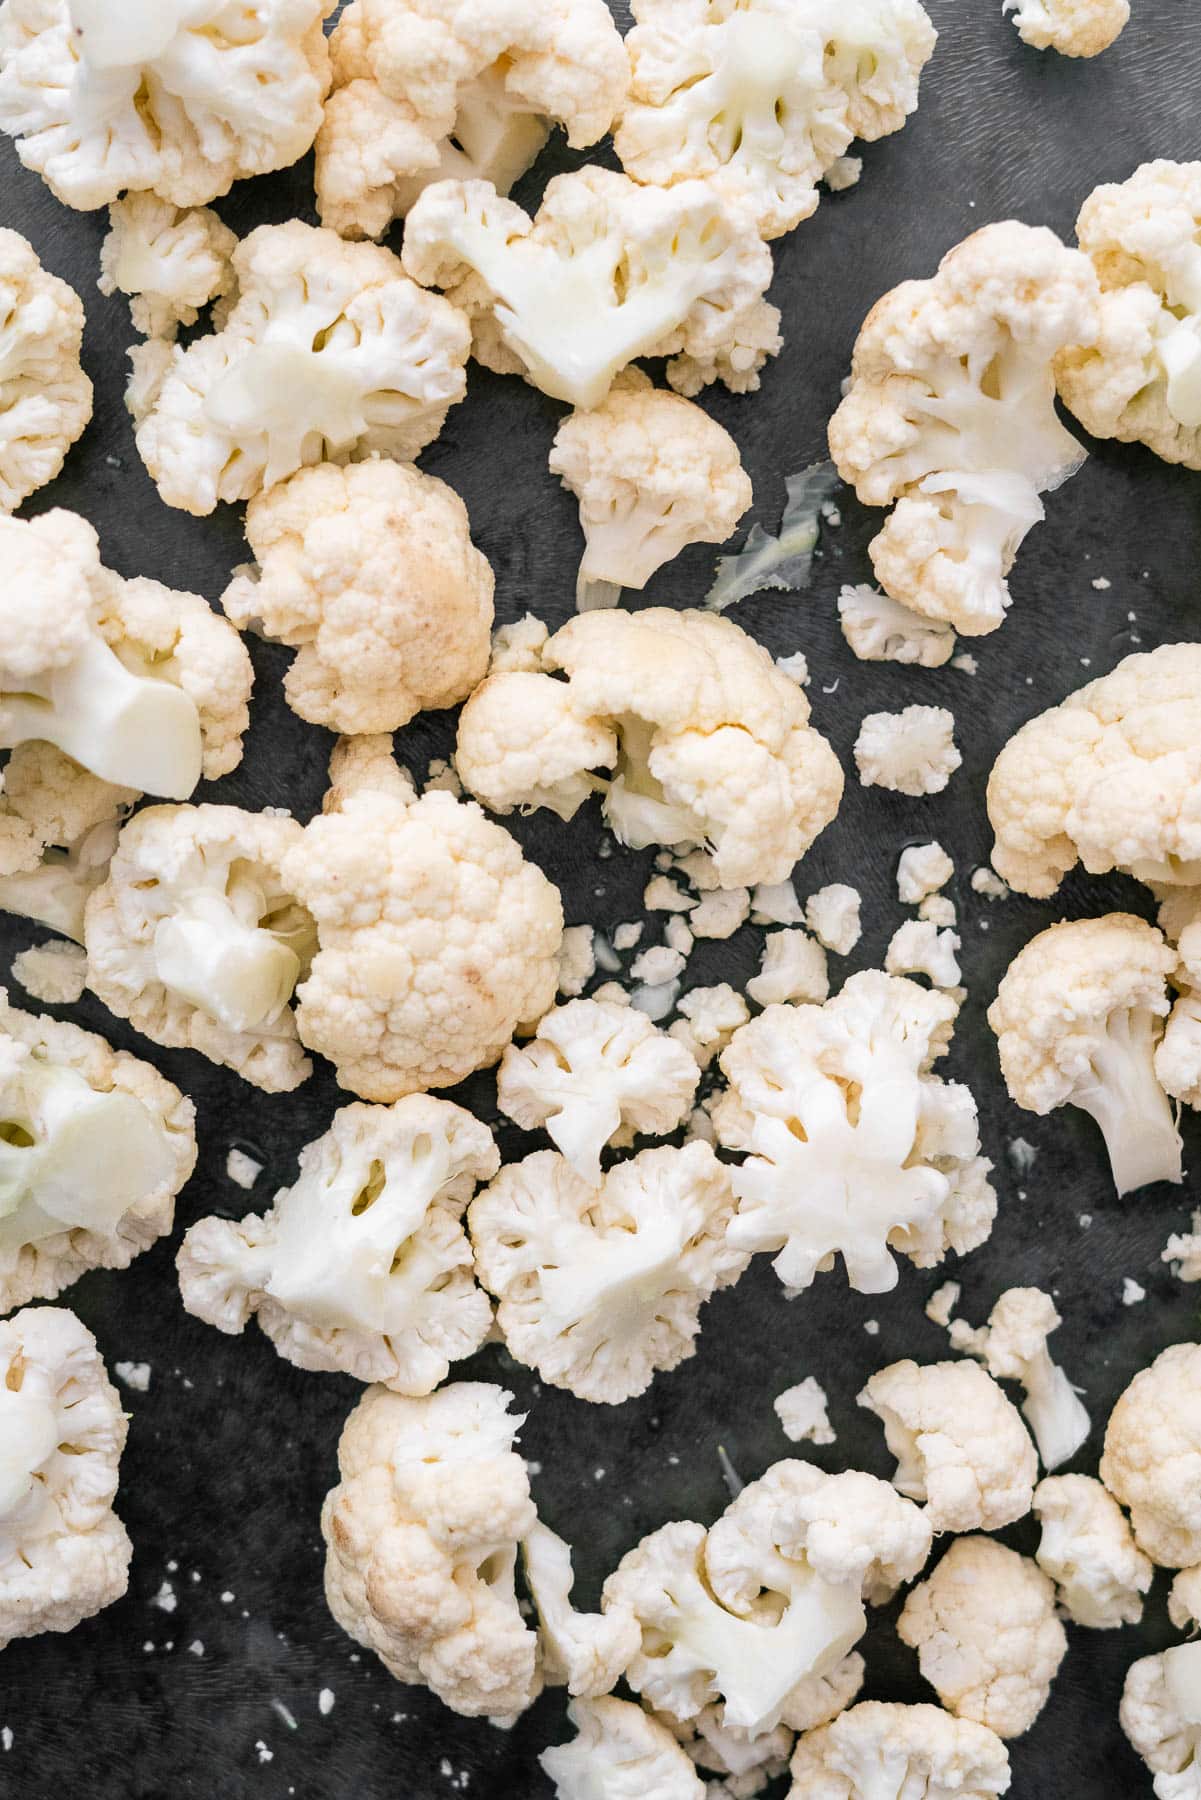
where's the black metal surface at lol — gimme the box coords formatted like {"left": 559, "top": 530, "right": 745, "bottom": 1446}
{"left": 1, "top": 4, "right": 1200, "bottom": 1795}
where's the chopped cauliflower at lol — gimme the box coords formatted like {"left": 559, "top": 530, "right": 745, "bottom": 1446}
{"left": 666, "top": 1701, "right": 798, "bottom": 1795}
{"left": 1005, "top": 0, "right": 1128, "bottom": 54}
{"left": 541, "top": 1697, "right": 705, "bottom": 1800}
{"left": 920, "top": 894, "right": 957, "bottom": 928}
{"left": 837, "top": 584, "right": 955, "bottom": 668}
{"left": 751, "top": 881, "right": 806, "bottom": 927}
{"left": 630, "top": 945, "right": 686, "bottom": 985}
{"left": 98, "top": 195, "right": 236, "bottom": 339}
{"left": 11, "top": 942, "right": 87, "bottom": 1007}
{"left": 557, "top": 927, "right": 596, "bottom": 1001}
{"left": 787, "top": 1701, "right": 1011, "bottom": 1800}
{"left": 1033, "top": 1473, "right": 1152, "bottom": 1629}
{"left": 1101, "top": 1342, "right": 1201, "bottom": 1566}
{"left": 522, "top": 1524, "right": 640, "bottom": 1700}
{"left": 1121, "top": 1642, "right": 1201, "bottom": 1797}
{"left": 925, "top": 1280, "right": 960, "bottom": 1328}
{"left": 885, "top": 920, "right": 962, "bottom": 989}
{"left": 747, "top": 930, "right": 830, "bottom": 1008}
{"left": 1164, "top": 1211, "right": 1201, "bottom": 1281}
{"left": 0, "top": 745, "right": 129, "bottom": 944}
{"left": 669, "top": 984, "right": 750, "bottom": 1071}
{"left": 0, "top": 229, "right": 91, "bottom": 513}
{"left": 948, "top": 1287, "right": 1090, "bottom": 1471}
{"left": 489, "top": 613, "right": 549, "bottom": 674}
{"left": 1170, "top": 1567, "right": 1201, "bottom": 1633}
{"left": 689, "top": 889, "right": 752, "bottom": 940}
{"left": 775, "top": 1378, "right": 836, "bottom": 1447}
{"left": 854, "top": 706, "right": 961, "bottom": 797}
{"left": 806, "top": 885, "right": 862, "bottom": 956}
{"left": 897, "top": 843, "right": 954, "bottom": 905}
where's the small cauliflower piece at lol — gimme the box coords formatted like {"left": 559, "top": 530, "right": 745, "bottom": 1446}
{"left": 11, "top": 941, "right": 87, "bottom": 1006}
{"left": 1033, "top": 1473, "right": 1152, "bottom": 1629}
{"left": 885, "top": 920, "right": 962, "bottom": 989}
{"left": 1004, "top": 0, "right": 1128, "bottom": 54}
{"left": 557, "top": 926, "right": 596, "bottom": 1001}
{"left": 1122, "top": 1643, "right": 1201, "bottom": 1797}
{"left": 897, "top": 1537, "right": 1066, "bottom": 1739}
{"left": 747, "top": 930, "right": 830, "bottom": 1008}
{"left": 897, "top": 842, "right": 954, "bottom": 905}
{"left": 858, "top": 1358, "right": 1038, "bottom": 1532}
{"left": 806, "top": 885, "right": 862, "bottom": 956}
{"left": 837, "top": 583, "right": 956, "bottom": 667}
{"left": 669, "top": 984, "right": 750, "bottom": 1071}
{"left": 829, "top": 223, "right": 1099, "bottom": 634}
{"left": 178, "top": 1096, "right": 497, "bottom": 1393}
{"left": 1170, "top": 1568, "right": 1201, "bottom": 1633}
{"left": 987, "top": 913, "right": 1182, "bottom": 1197}
{"left": 522, "top": 1523, "right": 640, "bottom": 1699}
{"left": 0, "top": 229, "right": 91, "bottom": 513}
{"left": 854, "top": 706, "right": 961, "bottom": 797}
{"left": 1164, "top": 1211, "right": 1201, "bottom": 1282}
{"left": 689, "top": 889, "right": 751, "bottom": 940}
{"left": 98, "top": 195, "right": 236, "bottom": 339}
{"left": 321, "top": 1381, "right": 540, "bottom": 1717}
{"left": 401, "top": 169, "right": 781, "bottom": 408}
{"left": 541, "top": 1697, "right": 705, "bottom": 1800}
{"left": 135, "top": 222, "right": 470, "bottom": 516}
{"left": 221, "top": 460, "right": 493, "bottom": 735}
{"left": 920, "top": 894, "right": 957, "bottom": 928}
{"left": 0, "top": 745, "right": 129, "bottom": 944}
{"left": 705, "top": 462, "right": 840, "bottom": 613}
{"left": 549, "top": 369, "right": 752, "bottom": 611}
{"left": 751, "top": 881, "right": 806, "bottom": 927}
{"left": 948, "top": 1287, "right": 1090, "bottom": 1471}
{"left": 787, "top": 1700, "right": 1012, "bottom": 1799}
{"left": 1101, "top": 1343, "right": 1201, "bottom": 1566}
{"left": 489, "top": 613, "right": 549, "bottom": 674}
{"left": 775, "top": 1377, "right": 836, "bottom": 1447}
{"left": 469, "top": 1143, "right": 746, "bottom": 1404}
{"left": 495, "top": 1000, "right": 698, "bottom": 1186}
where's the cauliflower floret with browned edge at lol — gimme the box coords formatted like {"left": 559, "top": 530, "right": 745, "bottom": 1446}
{"left": 541, "top": 1697, "right": 706, "bottom": 1800}
{"left": 98, "top": 194, "right": 236, "bottom": 340}
{"left": 948, "top": 1286, "right": 1091, "bottom": 1471}
{"left": 0, "top": 228, "right": 91, "bottom": 513}
{"left": 1005, "top": 0, "right": 1128, "bottom": 54}
{"left": 1101, "top": 1343, "right": 1201, "bottom": 1567}
{"left": 1034, "top": 1474, "right": 1152, "bottom": 1629}
{"left": 0, "top": 744, "right": 131, "bottom": 943}
{"left": 1122, "top": 1642, "right": 1201, "bottom": 1797}
{"left": 787, "top": 1701, "right": 1012, "bottom": 1799}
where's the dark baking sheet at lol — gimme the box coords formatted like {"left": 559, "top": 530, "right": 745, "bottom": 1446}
{"left": 2, "top": 3, "right": 1201, "bottom": 1795}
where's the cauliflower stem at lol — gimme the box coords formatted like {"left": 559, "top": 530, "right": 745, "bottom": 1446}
{"left": 1073, "top": 1004, "right": 1183, "bottom": 1196}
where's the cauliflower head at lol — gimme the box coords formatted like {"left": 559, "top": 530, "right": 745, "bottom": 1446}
{"left": 1005, "top": 0, "right": 1129, "bottom": 56}
{"left": 1033, "top": 1473, "right": 1152, "bottom": 1629}
{"left": 0, "top": 228, "right": 91, "bottom": 513}
{"left": 1122, "top": 1642, "right": 1201, "bottom": 1797}
{"left": 0, "top": 743, "right": 130, "bottom": 942}
{"left": 541, "top": 1697, "right": 706, "bottom": 1800}
{"left": 1101, "top": 1342, "right": 1201, "bottom": 1567}
{"left": 788, "top": 1700, "right": 1012, "bottom": 1799}
{"left": 98, "top": 193, "right": 237, "bottom": 339}
{"left": 948, "top": 1286, "right": 1091, "bottom": 1472}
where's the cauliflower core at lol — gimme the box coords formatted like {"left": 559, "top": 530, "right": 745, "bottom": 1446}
{"left": 98, "top": 194, "right": 236, "bottom": 340}
{"left": 1005, "top": 0, "right": 1129, "bottom": 56}
{"left": 787, "top": 1701, "right": 1012, "bottom": 1800}
{"left": 0, "top": 229, "right": 91, "bottom": 513}
{"left": 1101, "top": 1342, "right": 1201, "bottom": 1567}
{"left": 542, "top": 1697, "right": 705, "bottom": 1800}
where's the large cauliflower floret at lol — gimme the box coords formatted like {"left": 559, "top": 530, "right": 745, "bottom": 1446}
{"left": 522, "top": 1524, "right": 640, "bottom": 1700}
{"left": 0, "top": 1306, "right": 131, "bottom": 1651}
{"left": 316, "top": 0, "right": 628, "bottom": 240}
{"left": 455, "top": 608, "right": 843, "bottom": 890}
{"left": 616, "top": 0, "right": 936, "bottom": 241}
{"left": 468, "top": 1143, "right": 746, "bottom": 1404}
{"left": 134, "top": 221, "right": 471, "bottom": 516}
{"left": 83, "top": 804, "right": 316, "bottom": 1094}
{"left": 714, "top": 973, "right": 995, "bottom": 1297}
{"left": 858, "top": 1358, "right": 1038, "bottom": 1532}
{"left": 549, "top": 368, "right": 752, "bottom": 610}
{"left": 603, "top": 1459, "right": 929, "bottom": 1739}
{"left": 1033, "top": 1473, "right": 1153, "bottom": 1629}
{"left": 283, "top": 736, "right": 563, "bottom": 1101}
{"left": 1005, "top": 0, "right": 1129, "bottom": 56}
{"left": 0, "top": 0, "right": 334, "bottom": 211}
{"left": 541, "top": 1697, "right": 706, "bottom": 1800}
{"left": 0, "top": 988, "right": 196, "bottom": 1312}
{"left": 987, "top": 913, "right": 1182, "bottom": 1198}
{"left": 98, "top": 194, "right": 236, "bottom": 340}
{"left": 177, "top": 1096, "right": 497, "bottom": 1392}
{"left": 1101, "top": 1343, "right": 1201, "bottom": 1567}
{"left": 321, "top": 1381, "right": 541, "bottom": 1718}
{"left": 0, "top": 228, "right": 91, "bottom": 513}
{"left": 948, "top": 1286, "right": 1091, "bottom": 1472}
{"left": 220, "top": 460, "right": 493, "bottom": 735}
{"left": 787, "top": 1701, "right": 1012, "bottom": 1800}
{"left": 401, "top": 168, "right": 781, "bottom": 408}
{"left": 897, "top": 1537, "right": 1067, "bottom": 1739}
{"left": 828, "top": 222, "right": 1099, "bottom": 635}
{"left": 1122, "top": 1642, "right": 1201, "bottom": 1797}
{"left": 0, "top": 743, "right": 130, "bottom": 942}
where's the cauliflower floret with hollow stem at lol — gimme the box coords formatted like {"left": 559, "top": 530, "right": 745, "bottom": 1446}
{"left": 788, "top": 1701, "right": 1012, "bottom": 1800}
{"left": 885, "top": 919, "right": 962, "bottom": 989}
{"left": 714, "top": 973, "right": 994, "bottom": 1297}
{"left": 0, "top": 229, "right": 91, "bottom": 513}
{"left": 616, "top": 0, "right": 936, "bottom": 241}
{"left": 495, "top": 1000, "right": 698, "bottom": 1187}
{"left": 898, "top": 842, "right": 954, "bottom": 905}
{"left": 0, "top": 1307, "right": 132, "bottom": 1651}
{"left": 775, "top": 1377, "right": 836, "bottom": 1447}
{"left": 456, "top": 608, "right": 843, "bottom": 890}
{"left": 0, "top": 744, "right": 131, "bottom": 943}
{"left": 178, "top": 1096, "right": 497, "bottom": 1392}
{"left": 98, "top": 194, "right": 236, "bottom": 340}
{"left": 859, "top": 1359, "right": 1037, "bottom": 1532}
{"left": 807, "top": 885, "right": 862, "bottom": 956}
{"left": 669, "top": 984, "right": 750, "bottom": 1071}
{"left": 135, "top": 222, "right": 470, "bottom": 516}
{"left": 549, "top": 369, "right": 752, "bottom": 611}
{"left": 829, "top": 223, "right": 1098, "bottom": 634}
{"left": 522, "top": 1523, "right": 640, "bottom": 1699}
{"left": 469, "top": 1143, "right": 746, "bottom": 1404}
{"left": 402, "top": 169, "right": 781, "bottom": 408}
{"left": 897, "top": 1537, "right": 1065, "bottom": 1740}
{"left": 837, "top": 583, "right": 955, "bottom": 667}
{"left": 321, "top": 1381, "right": 541, "bottom": 1717}
{"left": 988, "top": 913, "right": 1181, "bottom": 1197}
{"left": 948, "top": 1287, "right": 1090, "bottom": 1471}
{"left": 1101, "top": 1343, "right": 1201, "bottom": 1567}
{"left": 1033, "top": 1474, "right": 1152, "bottom": 1628}
{"left": 0, "top": 0, "right": 334, "bottom": 210}
{"left": 12, "top": 941, "right": 87, "bottom": 1007}
{"left": 855, "top": 706, "right": 960, "bottom": 796}
{"left": 747, "top": 930, "right": 830, "bottom": 1008}
{"left": 542, "top": 1697, "right": 706, "bottom": 1800}
{"left": 1004, "top": 0, "right": 1128, "bottom": 54}
{"left": 0, "top": 988, "right": 196, "bottom": 1313}
{"left": 1122, "top": 1643, "right": 1201, "bottom": 1797}
{"left": 220, "top": 461, "right": 493, "bottom": 736}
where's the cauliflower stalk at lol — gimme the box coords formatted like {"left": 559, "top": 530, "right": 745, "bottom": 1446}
{"left": 787, "top": 1701, "right": 1012, "bottom": 1800}
{"left": 522, "top": 1523, "right": 640, "bottom": 1700}
{"left": 948, "top": 1286, "right": 1091, "bottom": 1472}
{"left": 0, "top": 228, "right": 92, "bottom": 513}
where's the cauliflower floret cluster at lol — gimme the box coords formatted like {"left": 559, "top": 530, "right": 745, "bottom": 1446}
{"left": 0, "top": 228, "right": 91, "bottom": 513}
{"left": 1101, "top": 1342, "right": 1201, "bottom": 1566}
{"left": 0, "top": 744, "right": 130, "bottom": 942}
{"left": 787, "top": 1701, "right": 1012, "bottom": 1800}
{"left": 542, "top": 1697, "right": 706, "bottom": 1800}
{"left": 1122, "top": 1641, "right": 1201, "bottom": 1798}
{"left": 1033, "top": 1473, "right": 1152, "bottom": 1629}
{"left": 1004, "top": 0, "right": 1129, "bottom": 56}
{"left": 98, "top": 194, "right": 237, "bottom": 339}
{"left": 948, "top": 1285, "right": 1091, "bottom": 1471}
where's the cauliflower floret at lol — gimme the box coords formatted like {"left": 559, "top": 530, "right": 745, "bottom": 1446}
{"left": 549, "top": 368, "right": 752, "bottom": 610}
{"left": 828, "top": 222, "right": 1099, "bottom": 634}
{"left": 0, "top": 1307, "right": 131, "bottom": 1651}
{"left": 837, "top": 583, "right": 955, "bottom": 667}
{"left": 714, "top": 973, "right": 994, "bottom": 1296}
{"left": 468, "top": 1143, "right": 746, "bottom": 1404}
{"left": 489, "top": 612, "right": 550, "bottom": 675}
{"left": 0, "top": 0, "right": 334, "bottom": 210}
{"left": 321, "top": 1381, "right": 541, "bottom": 1717}
{"left": 495, "top": 999, "right": 698, "bottom": 1186}
{"left": 456, "top": 608, "right": 843, "bottom": 890}
{"left": 854, "top": 705, "right": 961, "bottom": 796}
{"left": 858, "top": 1358, "right": 1038, "bottom": 1532}
{"left": 787, "top": 1701, "right": 1012, "bottom": 1800}
{"left": 747, "top": 930, "right": 830, "bottom": 1008}
{"left": 987, "top": 913, "right": 1182, "bottom": 1197}
{"left": 1004, "top": 0, "right": 1129, "bottom": 55}
{"left": 1164, "top": 1211, "right": 1201, "bottom": 1282}
{"left": 11, "top": 941, "right": 87, "bottom": 1007}
{"left": 1171, "top": 1568, "right": 1201, "bottom": 1633}
{"left": 1101, "top": 1343, "right": 1201, "bottom": 1567}
{"left": 0, "top": 987, "right": 196, "bottom": 1313}
{"left": 1033, "top": 1473, "right": 1152, "bottom": 1629}
{"left": 98, "top": 194, "right": 236, "bottom": 339}
{"left": 541, "top": 1697, "right": 706, "bottom": 1800}
{"left": 775, "top": 1377, "right": 836, "bottom": 1447}
{"left": 806, "top": 885, "right": 862, "bottom": 956}
{"left": 522, "top": 1523, "right": 640, "bottom": 1700}
{"left": 282, "top": 737, "right": 563, "bottom": 1100}
{"left": 0, "top": 744, "right": 130, "bottom": 943}
{"left": 134, "top": 222, "right": 470, "bottom": 516}
{"left": 897, "top": 1537, "right": 1066, "bottom": 1739}
{"left": 665, "top": 1699, "right": 799, "bottom": 1796}
{"left": 615, "top": 0, "right": 936, "bottom": 241}
{"left": 178, "top": 1096, "right": 497, "bottom": 1392}
{"left": 0, "top": 228, "right": 91, "bottom": 513}
{"left": 897, "top": 842, "right": 955, "bottom": 905}
{"left": 557, "top": 926, "right": 596, "bottom": 1002}
{"left": 885, "top": 919, "right": 962, "bottom": 989}
{"left": 669, "top": 983, "right": 750, "bottom": 1071}
{"left": 1122, "top": 1643, "right": 1201, "bottom": 1797}
{"left": 221, "top": 460, "right": 493, "bottom": 735}
{"left": 948, "top": 1287, "right": 1090, "bottom": 1471}
{"left": 401, "top": 168, "right": 781, "bottom": 408}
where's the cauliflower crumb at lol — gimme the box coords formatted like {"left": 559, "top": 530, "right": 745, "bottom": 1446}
{"left": 1008, "top": 1138, "right": 1039, "bottom": 1175}
{"left": 952, "top": 652, "right": 980, "bottom": 676}
{"left": 863, "top": 1319, "right": 880, "bottom": 1336}
{"left": 318, "top": 1689, "right": 335, "bottom": 1716}
{"left": 971, "top": 867, "right": 1010, "bottom": 900}
{"left": 557, "top": 926, "right": 596, "bottom": 1000}
{"left": 919, "top": 894, "right": 957, "bottom": 928}
{"left": 773, "top": 1377, "right": 836, "bottom": 1445}
{"left": 593, "top": 982, "right": 630, "bottom": 1008}
{"left": 225, "top": 1148, "right": 262, "bottom": 1191}
{"left": 614, "top": 923, "right": 645, "bottom": 954}
{"left": 805, "top": 884, "right": 862, "bottom": 956}
{"left": 255, "top": 1742, "right": 273, "bottom": 1765}
{"left": 690, "top": 890, "right": 751, "bottom": 941}
{"left": 188, "top": 1640, "right": 204, "bottom": 1657}
{"left": 897, "top": 843, "right": 954, "bottom": 905}
{"left": 674, "top": 851, "right": 721, "bottom": 893}
{"left": 1092, "top": 577, "right": 1112, "bottom": 591}
{"left": 114, "top": 1361, "right": 152, "bottom": 1393}
{"left": 855, "top": 707, "right": 961, "bottom": 797}
{"left": 644, "top": 877, "right": 695, "bottom": 914}
{"left": 630, "top": 946, "right": 686, "bottom": 985}
{"left": 776, "top": 651, "right": 810, "bottom": 686}
{"left": 925, "top": 1282, "right": 961, "bottom": 1328}
{"left": 630, "top": 980, "right": 681, "bottom": 1022}
{"left": 152, "top": 1582, "right": 177, "bottom": 1614}
{"left": 1122, "top": 1278, "right": 1147, "bottom": 1306}
{"left": 1, "top": 1729, "right": 10, "bottom": 1752}
{"left": 885, "top": 920, "right": 962, "bottom": 989}
{"left": 10, "top": 941, "right": 88, "bottom": 1006}
{"left": 1163, "top": 1212, "right": 1201, "bottom": 1281}
{"left": 747, "top": 930, "right": 830, "bottom": 1007}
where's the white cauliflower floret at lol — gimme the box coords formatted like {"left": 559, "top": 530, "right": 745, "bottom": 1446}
{"left": 557, "top": 926, "right": 596, "bottom": 1001}
{"left": 885, "top": 919, "right": 962, "bottom": 989}
{"left": 489, "top": 612, "right": 549, "bottom": 675}
{"left": 1164, "top": 1211, "right": 1201, "bottom": 1282}
{"left": 615, "top": 0, "right": 936, "bottom": 241}
{"left": 1101, "top": 1343, "right": 1201, "bottom": 1566}
{"left": 0, "top": 745, "right": 129, "bottom": 943}
{"left": 897, "top": 1537, "right": 1066, "bottom": 1739}
{"left": 0, "top": 1307, "right": 132, "bottom": 1653}
{"left": 837, "top": 583, "right": 955, "bottom": 667}
{"left": 0, "top": 987, "right": 196, "bottom": 1313}
{"left": 541, "top": 1697, "right": 706, "bottom": 1800}
{"left": 468, "top": 1142, "right": 746, "bottom": 1404}
{"left": 315, "top": 0, "right": 628, "bottom": 240}
{"left": 854, "top": 706, "right": 961, "bottom": 796}
{"left": 1157, "top": 994, "right": 1201, "bottom": 1114}
{"left": 221, "top": 460, "right": 493, "bottom": 735}
{"left": 1005, "top": 0, "right": 1128, "bottom": 55}
{"left": 495, "top": 1000, "right": 698, "bottom": 1186}
{"left": 775, "top": 1378, "right": 836, "bottom": 1447}
{"left": 401, "top": 168, "right": 781, "bottom": 408}
{"left": 178, "top": 1096, "right": 497, "bottom": 1392}
{"left": 669, "top": 984, "right": 750, "bottom": 1071}
{"left": 787, "top": 1701, "right": 1012, "bottom": 1799}
{"left": 987, "top": 913, "right": 1182, "bottom": 1197}
{"left": 135, "top": 221, "right": 470, "bottom": 516}
{"left": 98, "top": 194, "right": 236, "bottom": 339}
{"left": 456, "top": 608, "right": 843, "bottom": 890}
{"left": 829, "top": 222, "right": 1099, "bottom": 634}
{"left": 747, "top": 930, "right": 830, "bottom": 1008}
{"left": 714, "top": 973, "right": 994, "bottom": 1296}
{"left": 1170, "top": 1568, "right": 1201, "bottom": 1633}
{"left": 1033, "top": 1473, "right": 1152, "bottom": 1629}
{"left": 321, "top": 1381, "right": 541, "bottom": 1717}
{"left": 0, "top": 228, "right": 91, "bottom": 513}
{"left": 11, "top": 941, "right": 87, "bottom": 1006}
{"left": 549, "top": 369, "right": 752, "bottom": 611}
{"left": 897, "top": 842, "right": 954, "bottom": 905}
{"left": 858, "top": 1358, "right": 1038, "bottom": 1532}
{"left": 1122, "top": 1643, "right": 1201, "bottom": 1797}
{"left": 948, "top": 1287, "right": 1090, "bottom": 1471}
{"left": 806, "top": 885, "right": 862, "bottom": 956}
{"left": 522, "top": 1523, "right": 640, "bottom": 1700}
{"left": 0, "top": 0, "right": 334, "bottom": 210}
{"left": 665, "top": 1700, "right": 798, "bottom": 1795}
